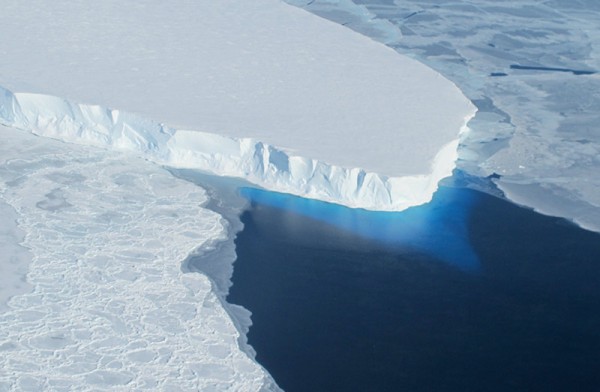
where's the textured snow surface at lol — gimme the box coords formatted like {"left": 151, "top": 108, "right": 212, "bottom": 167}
{"left": 292, "top": 0, "right": 600, "bottom": 231}
{"left": 0, "top": 126, "right": 276, "bottom": 391}
{"left": 0, "top": 0, "right": 474, "bottom": 209}
{"left": 0, "top": 201, "right": 31, "bottom": 313}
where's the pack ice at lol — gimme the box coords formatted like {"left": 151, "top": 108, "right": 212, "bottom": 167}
{"left": 0, "top": 125, "right": 278, "bottom": 390}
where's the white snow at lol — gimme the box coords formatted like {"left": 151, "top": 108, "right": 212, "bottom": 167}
{"left": 285, "top": 0, "right": 403, "bottom": 45}
{"left": 0, "top": 125, "right": 277, "bottom": 391}
{"left": 0, "top": 0, "right": 474, "bottom": 210}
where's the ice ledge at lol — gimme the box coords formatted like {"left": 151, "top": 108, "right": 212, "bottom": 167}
{"left": 0, "top": 86, "right": 473, "bottom": 211}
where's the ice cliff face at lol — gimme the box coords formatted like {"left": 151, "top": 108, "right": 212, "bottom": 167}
{"left": 0, "top": 86, "right": 473, "bottom": 211}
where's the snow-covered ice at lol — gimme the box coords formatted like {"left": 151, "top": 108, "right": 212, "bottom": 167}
{"left": 0, "top": 125, "right": 277, "bottom": 390}
{"left": 0, "top": 0, "right": 474, "bottom": 211}
{"left": 0, "top": 201, "right": 31, "bottom": 314}
{"left": 0, "top": 84, "right": 468, "bottom": 211}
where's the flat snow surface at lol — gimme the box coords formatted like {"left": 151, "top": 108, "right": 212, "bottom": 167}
{"left": 0, "top": 0, "right": 473, "bottom": 178}
{"left": 0, "top": 125, "right": 275, "bottom": 391}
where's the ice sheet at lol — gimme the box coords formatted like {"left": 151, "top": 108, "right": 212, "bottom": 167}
{"left": 0, "top": 125, "right": 277, "bottom": 391}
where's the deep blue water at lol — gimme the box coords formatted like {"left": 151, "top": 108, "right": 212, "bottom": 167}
{"left": 228, "top": 185, "right": 600, "bottom": 392}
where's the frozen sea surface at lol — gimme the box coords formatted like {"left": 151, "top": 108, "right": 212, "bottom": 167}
{"left": 0, "top": 201, "right": 31, "bottom": 313}
{"left": 0, "top": 126, "right": 277, "bottom": 391}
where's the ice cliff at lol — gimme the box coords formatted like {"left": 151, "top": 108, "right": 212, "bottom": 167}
{"left": 0, "top": 86, "right": 472, "bottom": 211}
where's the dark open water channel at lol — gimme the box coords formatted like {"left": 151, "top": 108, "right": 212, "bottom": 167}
{"left": 228, "top": 185, "right": 600, "bottom": 392}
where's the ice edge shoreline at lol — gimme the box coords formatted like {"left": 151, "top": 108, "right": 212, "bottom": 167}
{"left": 0, "top": 128, "right": 280, "bottom": 391}
{"left": 0, "top": 85, "right": 475, "bottom": 212}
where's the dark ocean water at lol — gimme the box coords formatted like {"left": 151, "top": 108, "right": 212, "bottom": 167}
{"left": 228, "top": 185, "right": 600, "bottom": 392}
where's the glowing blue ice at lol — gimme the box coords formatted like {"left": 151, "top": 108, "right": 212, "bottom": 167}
{"left": 239, "top": 183, "right": 480, "bottom": 271}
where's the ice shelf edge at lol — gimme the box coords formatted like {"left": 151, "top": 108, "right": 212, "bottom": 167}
{"left": 0, "top": 85, "right": 475, "bottom": 211}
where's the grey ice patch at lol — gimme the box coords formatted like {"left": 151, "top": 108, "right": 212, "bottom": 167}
{"left": 36, "top": 188, "right": 73, "bottom": 211}
{"left": 0, "top": 201, "right": 33, "bottom": 312}
{"left": 45, "top": 171, "right": 86, "bottom": 185}
{"left": 112, "top": 173, "right": 137, "bottom": 187}
{"left": 0, "top": 340, "right": 17, "bottom": 351}
{"left": 29, "top": 332, "right": 73, "bottom": 350}
{"left": 85, "top": 370, "right": 134, "bottom": 386}
{"left": 6, "top": 158, "right": 67, "bottom": 173}
{"left": 127, "top": 349, "right": 156, "bottom": 363}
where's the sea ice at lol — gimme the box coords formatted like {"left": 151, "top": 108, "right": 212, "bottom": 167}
{"left": 0, "top": 125, "right": 278, "bottom": 390}
{"left": 0, "top": 202, "right": 32, "bottom": 313}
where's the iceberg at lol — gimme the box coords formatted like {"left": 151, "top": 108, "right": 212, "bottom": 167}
{"left": 0, "top": 0, "right": 474, "bottom": 211}
{"left": 1, "top": 85, "right": 471, "bottom": 211}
